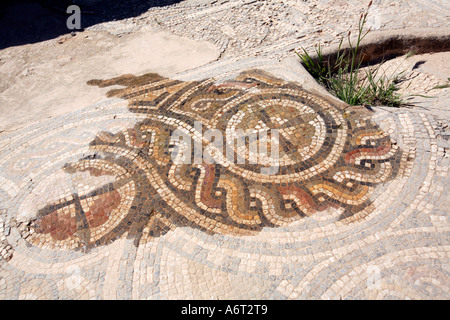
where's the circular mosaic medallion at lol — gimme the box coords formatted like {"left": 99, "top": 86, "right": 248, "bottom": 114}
{"left": 14, "top": 69, "right": 403, "bottom": 252}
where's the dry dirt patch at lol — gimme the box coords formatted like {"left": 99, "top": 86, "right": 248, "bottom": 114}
{"left": 0, "top": 28, "right": 220, "bottom": 134}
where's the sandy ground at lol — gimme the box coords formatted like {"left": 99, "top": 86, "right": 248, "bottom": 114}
{"left": 0, "top": 28, "right": 220, "bottom": 134}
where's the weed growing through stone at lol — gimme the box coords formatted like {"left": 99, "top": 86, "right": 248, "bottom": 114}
{"left": 296, "top": 1, "right": 408, "bottom": 108}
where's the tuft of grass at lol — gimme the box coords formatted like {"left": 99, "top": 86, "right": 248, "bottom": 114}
{"left": 296, "top": 43, "right": 328, "bottom": 85}
{"left": 364, "top": 68, "right": 408, "bottom": 108}
{"left": 296, "top": 1, "right": 407, "bottom": 108}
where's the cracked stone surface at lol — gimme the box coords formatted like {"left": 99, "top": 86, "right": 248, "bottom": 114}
{"left": 88, "top": 0, "right": 450, "bottom": 59}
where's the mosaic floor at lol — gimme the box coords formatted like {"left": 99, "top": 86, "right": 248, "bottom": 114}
{"left": 0, "top": 64, "right": 449, "bottom": 299}
{"left": 1, "top": 0, "right": 449, "bottom": 300}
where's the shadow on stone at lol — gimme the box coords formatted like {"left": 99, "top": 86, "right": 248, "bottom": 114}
{"left": 0, "top": 0, "right": 183, "bottom": 49}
